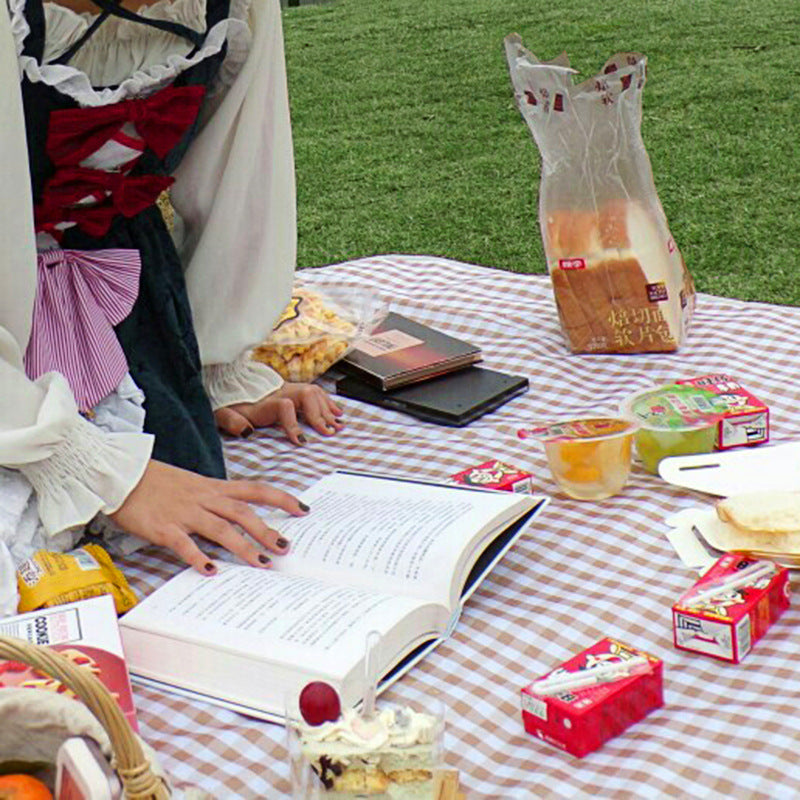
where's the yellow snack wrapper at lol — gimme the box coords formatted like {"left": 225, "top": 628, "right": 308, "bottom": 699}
{"left": 16, "top": 544, "right": 138, "bottom": 615}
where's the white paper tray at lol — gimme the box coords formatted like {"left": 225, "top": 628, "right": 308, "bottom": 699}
{"left": 665, "top": 507, "right": 800, "bottom": 571}
{"left": 658, "top": 441, "right": 800, "bottom": 497}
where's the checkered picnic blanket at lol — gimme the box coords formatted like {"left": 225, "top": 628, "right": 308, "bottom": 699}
{"left": 120, "top": 255, "right": 800, "bottom": 799}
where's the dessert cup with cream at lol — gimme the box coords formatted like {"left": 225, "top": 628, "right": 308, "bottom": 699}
{"left": 287, "top": 689, "right": 444, "bottom": 800}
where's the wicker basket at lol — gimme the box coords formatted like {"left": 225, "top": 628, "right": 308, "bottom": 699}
{"left": 0, "top": 635, "right": 170, "bottom": 800}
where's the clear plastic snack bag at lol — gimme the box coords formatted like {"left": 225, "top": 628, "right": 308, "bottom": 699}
{"left": 505, "top": 36, "right": 695, "bottom": 354}
{"left": 251, "top": 285, "right": 386, "bottom": 382}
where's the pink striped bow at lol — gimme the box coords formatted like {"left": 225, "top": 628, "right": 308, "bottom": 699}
{"left": 24, "top": 249, "right": 142, "bottom": 411}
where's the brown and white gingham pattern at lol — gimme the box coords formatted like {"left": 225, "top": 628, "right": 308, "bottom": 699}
{"left": 119, "top": 256, "right": 800, "bottom": 799}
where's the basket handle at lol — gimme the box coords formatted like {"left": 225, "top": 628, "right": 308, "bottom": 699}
{"left": 0, "top": 635, "right": 170, "bottom": 800}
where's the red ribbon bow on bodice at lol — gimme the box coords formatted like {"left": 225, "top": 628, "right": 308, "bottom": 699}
{"left": 35, "top": 167, "right": 174, "bottom": 238}
{"left": 46, "top": 84, "right": 207, "bottom": 165}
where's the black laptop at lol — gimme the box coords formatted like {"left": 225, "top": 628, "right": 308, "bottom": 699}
{"left": 335, "top": 366, "right": 529, "bottom": 427}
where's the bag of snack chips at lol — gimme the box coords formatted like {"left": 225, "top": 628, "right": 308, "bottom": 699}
{"left": 16, "top": 544, "right": 138, "bottom": 615}
{"left": 251, "top": 286, "right": 385, "bottom": 382}
{"left": 504, "top": 36, "right": 695, "bottom": 354}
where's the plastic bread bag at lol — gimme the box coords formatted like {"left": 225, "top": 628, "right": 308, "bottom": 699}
{"left": 505, "top": 36, "right": 695, "bottom": 354}
{"left": 251, "top": 285, "right": 386, "bottom": 382}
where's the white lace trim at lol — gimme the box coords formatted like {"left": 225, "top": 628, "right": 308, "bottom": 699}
{"left": 9, "top": 0, "right": 252, "bottom": 107}
{"left": 19, "top": 414, "right": 153, "bottom": 534}
{"left": 203, "top": 353, "right": 283, "bottom": 411}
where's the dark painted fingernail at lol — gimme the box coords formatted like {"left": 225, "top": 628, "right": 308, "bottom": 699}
{"left": 298, "top": 501, "right": 310, "bottom": 512}
{"left": 298, "top": 434, "right": 307, "bottom": 444}
{"left": 258, "top": 554, "right": 272, "bottom": 566}
{"left": 276, "top": 537, "right": 290, "bottom": 549}
{"left": 241, "top": 426, "right": 254, "bottom": 439}
{"left": 335, "top": 418, "right": 344, "bottom": 424}
{"left": 204, "top": 562, "right": 216, "bottom": 573}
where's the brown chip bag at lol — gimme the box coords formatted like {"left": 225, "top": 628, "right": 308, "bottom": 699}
{"left": 16, "top": 544, "right": 138, "bottom": 615}
{"left": 252, "top": 286, "right": 384, "bottom": 382}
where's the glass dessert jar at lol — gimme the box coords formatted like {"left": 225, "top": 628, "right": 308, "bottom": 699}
{"left": 287, "top": 693, "right": 445, "bottom": 799}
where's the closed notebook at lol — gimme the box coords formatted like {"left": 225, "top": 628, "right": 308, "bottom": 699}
{"left": 336, "top": 366, "right": 529, "bottom": 426}
{"left": 338, "top": 312, "right": 483, "bottom": 390}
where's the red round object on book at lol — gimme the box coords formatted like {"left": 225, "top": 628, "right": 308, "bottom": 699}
{"left": 299, "top": 681, "right": 341, "bottom": 726}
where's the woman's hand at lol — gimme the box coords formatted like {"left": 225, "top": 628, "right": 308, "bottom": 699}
{"left": 109, "top": 460, "right": 308, "bottom": 573}
{"left": 214, "top": 383, "right": 344, "bottom": 445}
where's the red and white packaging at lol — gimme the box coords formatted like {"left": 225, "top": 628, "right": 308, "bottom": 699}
{"left": 520, "top": 638, "right": 663, "bottom": 758}
{"left": 672, "top": 554, "right": 789, "bottom": 663}
{"left": 0, "top": 595, "right": 139, "bottom": 732}
{"left": 449, "top": 459, "right": 533, "bottom": 493}
{"left": 676, "top": 374, "right": 769, "bottom": 449}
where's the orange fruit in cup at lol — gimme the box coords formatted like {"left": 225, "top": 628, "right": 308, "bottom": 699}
{"left": 0, "top": 775, "right": 53, "bottom": 799}
{"left": 539, "top": 419, "right": 636, "bottom": 500}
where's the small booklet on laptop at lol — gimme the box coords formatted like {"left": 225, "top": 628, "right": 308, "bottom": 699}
{"left": 338, "top": 312, "right": 483, "bottom": 390}
{"left": 118, "top": 471, "right": 547, "bottom": 722}
{"left": 336, "top": 366, "right": 529, "bottom": 426}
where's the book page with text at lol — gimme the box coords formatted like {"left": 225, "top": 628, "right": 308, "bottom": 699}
{"left": 120, "top": 563, "right": 446, "bottom": 681}
{"left": 266, "top": 472, "right": 533, "bottom": 609}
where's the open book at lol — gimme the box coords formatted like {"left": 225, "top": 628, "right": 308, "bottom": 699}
{"left": 119, "top": 471, "right": 547, "bottom": 722}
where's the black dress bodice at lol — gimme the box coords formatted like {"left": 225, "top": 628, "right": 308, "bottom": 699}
{"left": 19, "top": 0, "right": 235, "bottom": 478}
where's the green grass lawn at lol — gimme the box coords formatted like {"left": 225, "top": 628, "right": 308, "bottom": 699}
{"left": 283, "top": 0, "right": 800, "bottom": 304}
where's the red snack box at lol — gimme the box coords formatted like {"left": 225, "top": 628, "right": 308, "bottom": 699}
{"left": 449, "top": 459, "right": 533, "bottom": 493}
{"left": 676, "top": 374, "right": 768, "bottom": 449}
{"left": 520, "top": 638, "right": 663, "bottom": 758}
{"left": 672, "top": 554, "right": 789, "bottom": 663}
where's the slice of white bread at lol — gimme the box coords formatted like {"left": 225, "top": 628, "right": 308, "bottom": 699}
{"left": 715, "top": 491, "right": 800, "bottom": 552}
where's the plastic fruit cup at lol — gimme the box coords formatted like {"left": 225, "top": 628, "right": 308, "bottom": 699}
{"left": 620, "top": 385, "right": 722, "bottom": 474}
{"left": 531, "top": 418, "right": 638, "bottom": 501}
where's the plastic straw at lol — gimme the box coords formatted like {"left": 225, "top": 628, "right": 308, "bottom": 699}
{"left": 531, "top": 656, "right": 650, "bottom": 696}
{"left": 362, "top": 630, "right": 381, "bottom": 720}
{"left": 688, "top": 562, "right": 774, "bottom": 606}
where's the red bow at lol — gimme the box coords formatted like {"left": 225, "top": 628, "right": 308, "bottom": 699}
{"left": 35, "top": 167, "right": 174, "bottom": 238}
{"left": 46, "top": 84, "right": 207, "bottom": 165}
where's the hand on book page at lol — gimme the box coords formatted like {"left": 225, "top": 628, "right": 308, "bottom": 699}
{"left": 119, "top": 472, "right": 548, "bottom": 721}
{"left": 109, "top": 459, "right": 306, "bottom": 572}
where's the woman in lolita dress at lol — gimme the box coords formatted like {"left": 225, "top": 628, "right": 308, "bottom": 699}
{"left": 0, "top": 0, "right": 343, "bottom": 581}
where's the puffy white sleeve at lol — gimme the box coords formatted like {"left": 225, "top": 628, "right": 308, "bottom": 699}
{"left": 0, "top": 3, "right": 153, "bottom": 535}
{"left": 171, "top": 0, "right": 294, "bottom": 409}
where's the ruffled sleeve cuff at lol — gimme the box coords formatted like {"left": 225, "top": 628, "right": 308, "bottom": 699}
{"left": 19, "top": 415, "right": 153, "bottom": 535}
{"left": 203, "top": 353, "right": 283, "bottom": 411}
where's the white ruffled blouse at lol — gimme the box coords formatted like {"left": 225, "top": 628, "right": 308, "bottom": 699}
{"left": 11, "top": 0, "right": 254, "bottom": 105}
{"left": 42, "top": 0, "right": 207, "bottom": 87}
{"left": 0, "top": 0, "right": 296, "bottom": 536}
